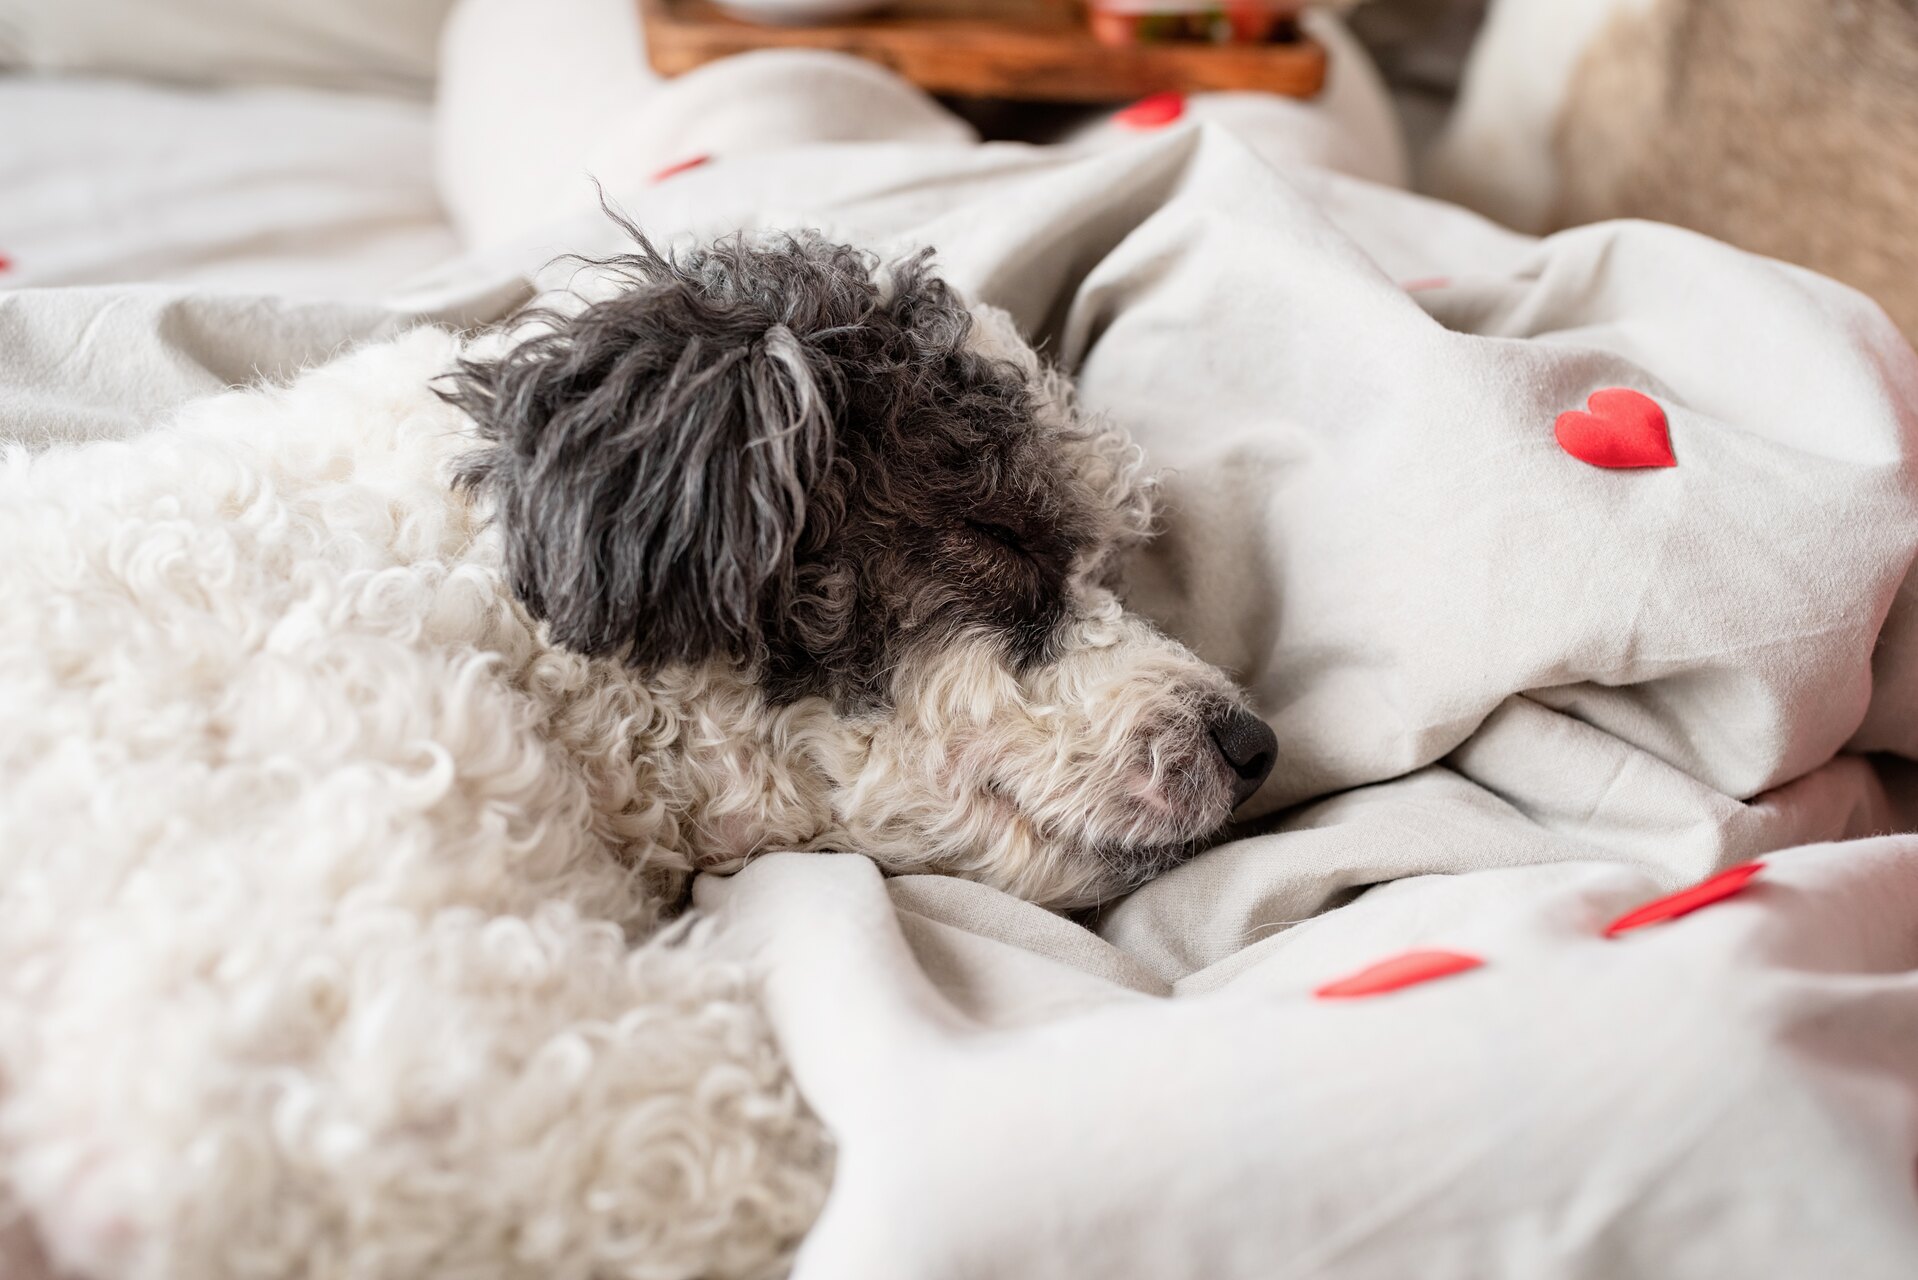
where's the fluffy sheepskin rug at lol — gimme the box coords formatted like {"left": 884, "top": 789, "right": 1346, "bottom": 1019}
{"left": 0, "top": 329, "right": 831, "bottom": 1280}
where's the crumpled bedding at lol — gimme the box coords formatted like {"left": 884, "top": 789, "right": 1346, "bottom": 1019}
{"left": 7, "top": 34, "right": 1918, "bottom": 1279}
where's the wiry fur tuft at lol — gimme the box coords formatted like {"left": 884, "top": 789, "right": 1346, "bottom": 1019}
{"left": 440, "top": 224, "right": 1043, "bottom": 707}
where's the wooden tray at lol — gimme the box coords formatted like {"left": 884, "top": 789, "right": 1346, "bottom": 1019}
{"left": 637, "top": 0, "right": 1327, "bottom": 103}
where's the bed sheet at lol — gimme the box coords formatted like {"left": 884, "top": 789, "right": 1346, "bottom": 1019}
{"left": 0, "top": 75, "right": 456, "bottom": 297}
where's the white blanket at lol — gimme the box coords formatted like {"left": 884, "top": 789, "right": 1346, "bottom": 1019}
{"left": 7, "top": 36, "right": 1918, "bottom": 1279}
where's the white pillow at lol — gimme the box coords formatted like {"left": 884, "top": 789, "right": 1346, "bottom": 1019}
{"left": 0, "top": 0, "right": 457, "bottom": 95}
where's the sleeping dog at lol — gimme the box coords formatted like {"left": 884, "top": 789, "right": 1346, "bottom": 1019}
{"left": 0, "top": 229, "right": 1272, "bottom": 1280}
{"left": 440, "top": 227, "right": 1278, "bottom": 909}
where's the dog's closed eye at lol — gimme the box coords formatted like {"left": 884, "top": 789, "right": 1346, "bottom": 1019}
{"left": 966, "top": 520, "right": 1034, "bottom": 559}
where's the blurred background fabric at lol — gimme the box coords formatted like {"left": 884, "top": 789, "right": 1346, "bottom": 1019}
{"left": 0, "top": 0, "right": 1489, "bottom": 297}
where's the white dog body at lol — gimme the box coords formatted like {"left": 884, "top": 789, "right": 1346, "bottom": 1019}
{"left": 0, "top": 328, "right": 831, "bottom": 1280}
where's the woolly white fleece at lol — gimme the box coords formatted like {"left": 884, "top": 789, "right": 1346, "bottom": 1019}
{"left": 0, "top": 329, "right": 832, "bottom": 1280}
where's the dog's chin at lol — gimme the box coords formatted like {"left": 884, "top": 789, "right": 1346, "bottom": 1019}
{"left": 1003, "top": 784, "right": 1239, "bottom": 911}
{"left": 1043, "top": 837, "right": 1207, "bottom": 912}
{"left": 959, "top": 752, "right": 1242, "bottom": 909}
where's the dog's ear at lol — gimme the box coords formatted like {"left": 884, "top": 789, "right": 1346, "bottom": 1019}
{"left": 442, "top": 232, "right": 858, "bottom": 669}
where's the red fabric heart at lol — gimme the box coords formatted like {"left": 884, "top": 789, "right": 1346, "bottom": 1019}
{"left": 0, "top": 253, "right": 12, "bottom": 272}
{"left": 1604, "top": 862, "right": 1764, "bottom": 937}
{"left": 650, "top": 154, "right": 711, "bottom": 183}
{"left": 1315, "top": 949, "right": 1484, "bottom": 999}
{"left": 1115, "top": 92, "right": 1185, "bottom": 130}
{"left": 1554, "top": 388, "right": 1675, "bottom": 469}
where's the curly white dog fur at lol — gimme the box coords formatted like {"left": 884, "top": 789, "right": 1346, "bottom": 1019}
{"left": 0, "top": 233, "right": 1274, "bottom": 1279}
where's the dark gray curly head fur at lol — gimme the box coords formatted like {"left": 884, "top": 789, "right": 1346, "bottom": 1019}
{"left": 440, "top": 222, "right": 1102, "bottom": 708}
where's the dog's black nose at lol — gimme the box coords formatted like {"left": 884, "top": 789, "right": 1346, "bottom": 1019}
{"left": 1209, "top": 706, "right": 1277, "bottom": 809}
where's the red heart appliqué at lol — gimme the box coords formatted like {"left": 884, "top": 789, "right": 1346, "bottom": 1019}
{"left": 1604, "top": 862, "right": 1764, "bottom": 937}
{"left": 1116, "top": 92, "right": 1186, "bottom": 130}
{"left": 650, "top": 154, "right": 711, "bottom": 183}
{"left": 1555, "top": 388, "right": 1676, "bottom": 469}
{"left": 1315, "top": 949, "right": 1484, "bottom": 999}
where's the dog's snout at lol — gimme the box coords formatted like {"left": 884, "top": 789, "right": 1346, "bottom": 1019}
{"left": 1208, "top": 706, "right": 1277, "bottom": 808}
